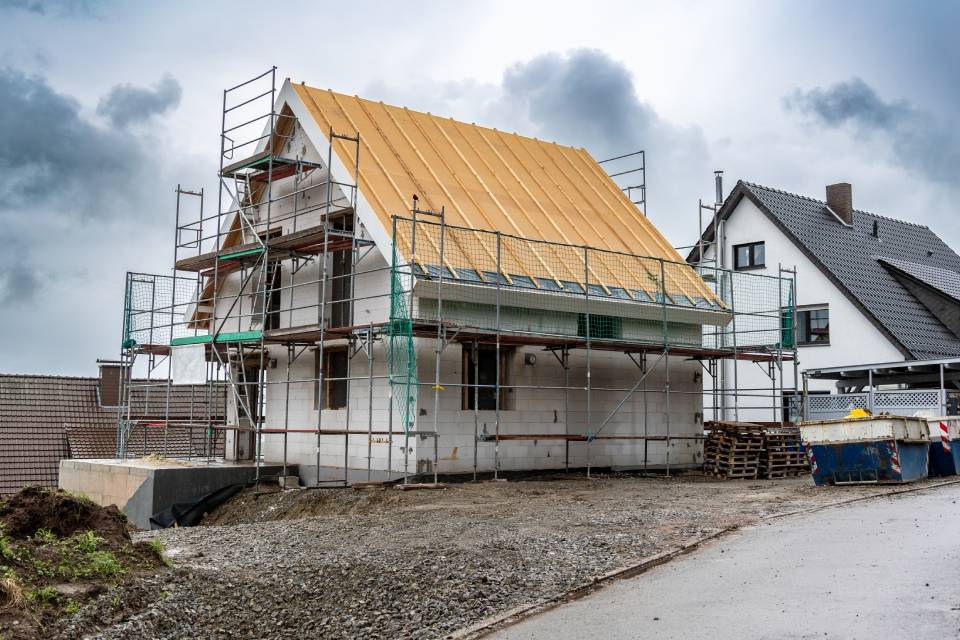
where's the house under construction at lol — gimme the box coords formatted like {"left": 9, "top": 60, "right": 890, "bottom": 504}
{"left": 118, "top": 68, "right": 797, "bottom": 487}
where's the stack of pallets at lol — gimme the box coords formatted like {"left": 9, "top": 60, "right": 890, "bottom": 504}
{"left": 761, "top": 426, "right": 809, "bottom": 478}
{"left": 703, "top": 422, "right": 765, "bottom": 479}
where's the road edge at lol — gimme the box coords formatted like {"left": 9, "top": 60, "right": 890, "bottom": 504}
{"left": 448, "top": 477, "right": 960, "bottom": 640}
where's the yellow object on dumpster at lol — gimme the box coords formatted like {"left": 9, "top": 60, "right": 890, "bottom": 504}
{"left": 845, "top": 408, "right": 872, "bottom": 419}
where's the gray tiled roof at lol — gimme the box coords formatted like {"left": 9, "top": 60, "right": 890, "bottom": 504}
{"left": 877, "top": 257, "right": 960, "bottom": 301}
{"left": 693, "top": 181, "right": 960, "bottom": 359}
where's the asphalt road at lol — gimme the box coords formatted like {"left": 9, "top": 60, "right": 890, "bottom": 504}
{"left": 490, "top": 483, "right": 960, "bottom": 640}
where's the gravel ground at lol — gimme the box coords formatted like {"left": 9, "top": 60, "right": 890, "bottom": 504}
{"left": 52, "top": 473, "right": 955, "bottom": 640}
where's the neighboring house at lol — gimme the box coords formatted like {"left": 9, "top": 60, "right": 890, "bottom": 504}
{"left": 0, "top": 364, "right": 223, "bottom": 495}
{"left": 688, "top": 180, "right": 960, "bottom": 421}
{"left": 121, "top": 73, "right": 790, "bottom": 482}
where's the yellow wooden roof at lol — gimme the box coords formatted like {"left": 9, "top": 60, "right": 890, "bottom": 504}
{"left": 292, "top": 84, "right": 717, "bottom": 304}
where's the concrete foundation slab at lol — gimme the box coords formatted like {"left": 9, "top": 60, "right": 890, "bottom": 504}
{"left": 59, "top": 459, "right": 296, "bottom": 530}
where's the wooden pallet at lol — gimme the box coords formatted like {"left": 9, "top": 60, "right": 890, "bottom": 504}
{"left": 704, "top": 421, "right": 810, "bottom": 480}
{"left": 759, "top": 425, "right": 809, "bottom": 478}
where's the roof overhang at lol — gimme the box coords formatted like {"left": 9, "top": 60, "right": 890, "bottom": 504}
{"left": 278, "top": 81, "right": 396, "bottom": 266}
{"left": 413, "top": 279, "right": 733, "bottom": 327}
{"left": 805, "top": 356, "right": 960, "bottom": 389}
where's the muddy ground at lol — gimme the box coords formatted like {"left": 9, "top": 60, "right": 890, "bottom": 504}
{"left": 53, "top": 473, "right": 958, "bottom": 639}
{"left": 0, "top": 488, "right": 166, "bottom": 640}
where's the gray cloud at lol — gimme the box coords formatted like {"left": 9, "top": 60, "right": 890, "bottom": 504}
{"left": 0, "top": 259, "right": 41, "bottom": 305}
{"left": 498, "top": 49, "right": 657, "bottom": 156}
{"left": 784, "top": 77, "right": 906, "bottom": 130}
{"left": 97, "top": 74, "right": 182, "bottom": 128}
{"left": 487, "top": 49, "right": 710, "bottom": 223}
{"left": 0, "top": 68, "right": 146, "bottom": 215}
{"left": 0, "top": 68, "right": 181, "bottom": 331}
{"left": 785, "top": 77, "right": 959, "bottom": 186}
{"left": 0, "top": 0, "right": 96, "bottom": 15}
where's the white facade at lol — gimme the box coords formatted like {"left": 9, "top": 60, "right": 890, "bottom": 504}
{"left": 254, "top": 339, "right": 704, "bottom": 476}
{"left": 213, "top": 94, "right": 707, "bottom": 478}
{"left": 700, "top": 196, "right": 904, "bottom": 422}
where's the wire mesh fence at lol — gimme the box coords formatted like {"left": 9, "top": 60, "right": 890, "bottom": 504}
{"left": 122, "top": 272, "right": 206, "bottom": 349}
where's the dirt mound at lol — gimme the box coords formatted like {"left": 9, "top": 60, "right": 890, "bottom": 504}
{"left": 202, "top": 486, "right": 403, "bottom": 526}
{"left": 0, "top": 487, "right": 130, "bottom": 544}
{"left": 0, "top": 488, "right": 168, "bottom": 640}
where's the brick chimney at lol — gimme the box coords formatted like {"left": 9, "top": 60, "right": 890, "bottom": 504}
{"left": 98, "top": 361, "right": 125, "bottom": 407}
{"left": 826, "top": 182, "right": 853, "bottom": 225}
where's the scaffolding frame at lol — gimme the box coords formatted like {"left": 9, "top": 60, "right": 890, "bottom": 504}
{"left": 118, "top": 68, "right": 798, "bottom": 489}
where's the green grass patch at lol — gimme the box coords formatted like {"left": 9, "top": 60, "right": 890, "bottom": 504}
{"left": 27, "top": 585, "right": 58, "bottom": 605}
{"left": 68, "top": 549, "right": 124, "bottom": 579}
{"left": 31, "top": 556, "right": 57, "bottom": 579}
{"left": 0, "top": 524, "right": 16, "bottom": 560}
{"left": 146, "top": 539, "right": 171, "bottom": 567}
{"left": 34, "top": 528, "right": 57, "bottom": 545}
{"left": 40, "top": 487, "right": 97, "bottom": 506}
{"left": 71, "top": 531, "right": 104, "bottom": 554}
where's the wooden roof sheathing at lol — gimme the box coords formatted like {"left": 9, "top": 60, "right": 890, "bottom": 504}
{"left": 291, "top": 85, "right": 717, "bottom": 304}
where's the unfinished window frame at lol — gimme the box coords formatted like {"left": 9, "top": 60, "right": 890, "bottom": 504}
{"left": 461, "top": 344, "right": 513, "bottom": 411}
{"left": 314, "top": 347, "right": 349, "bottom": 410}
{"left": 329, "top": 212, "right": 355, "bottom": 329}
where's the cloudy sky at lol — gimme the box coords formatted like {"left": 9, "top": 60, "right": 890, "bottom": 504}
{"left": 0, "top": 0, "right": 957, "bottom": 375}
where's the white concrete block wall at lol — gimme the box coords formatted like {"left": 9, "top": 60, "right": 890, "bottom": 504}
{"left": 413, "top": 338, "right": 702, "bottom": 474}
{"left": 259, "top": 339, "right": 416, "bottom": 474}
{"left": 208, "top": 116, "right": 394, "bottom": 334}
{"left": 253, "top": 336, "right": 703, "bottom": 476}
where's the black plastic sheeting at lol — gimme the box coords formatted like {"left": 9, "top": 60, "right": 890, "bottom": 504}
{"left": 149, "top": 484, "right": 244, "bottom": 529}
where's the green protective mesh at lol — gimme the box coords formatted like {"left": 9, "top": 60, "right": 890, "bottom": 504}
{"left": 386, "top": 253, "right": 418, "bottom": 436}
{"left": 780, "top": 280, "right": 795, "bottom": 349}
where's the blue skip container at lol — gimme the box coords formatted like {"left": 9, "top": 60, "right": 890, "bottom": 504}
{"left": 800, "top": 416, "right": 930, "bottom": 485}
{"left": 926, "top": 417, "right": 960, "bottom": 477}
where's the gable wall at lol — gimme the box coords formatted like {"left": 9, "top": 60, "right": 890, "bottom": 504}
{"left": 223, "top": 92, "right": 705, "bottom": 474}
{"left": 703, "top": 197, "right": 903, "bottom": 421}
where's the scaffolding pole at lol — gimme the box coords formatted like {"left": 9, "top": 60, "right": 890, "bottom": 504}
{"left": 117, "top": 68, "right": 799, "bottom": 490}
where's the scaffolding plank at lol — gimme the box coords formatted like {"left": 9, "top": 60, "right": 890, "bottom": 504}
{"left": 220, "top": 152, "right": 323, "bottom": 180}
{"left": 175, "top": 212, "right": 360, "bottom": 273}
{"left": 170, "top": 330, "right": 263, "bottom": 346}
{"left": 218, "top": 247, "right": 264, "bottom": 261}
{"left": 220, "top": 149, "right": 273, "bottom": 176}
{"left": 170, "top": 335, "right": 211, "bottom": 346}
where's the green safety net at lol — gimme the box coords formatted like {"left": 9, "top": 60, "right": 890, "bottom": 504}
{"left": 386, "top": 252, "right": 418, "bottom": 436}
{"left": 780, "top": 284, "right": 795, "bottom": 349}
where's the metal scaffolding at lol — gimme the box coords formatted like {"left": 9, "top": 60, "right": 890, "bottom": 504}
{"left": 117, "top": 68, "right": 799, "bottom": 489}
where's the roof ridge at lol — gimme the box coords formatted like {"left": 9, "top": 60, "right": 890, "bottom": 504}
{"left": 858, "top": 210, "right": 928, "bottom": 229}
{"left": 741, "top": 181, "right": 928, "bottom": 229}
{"left": 294, "top": 82, "right": 591, "bottom": 156}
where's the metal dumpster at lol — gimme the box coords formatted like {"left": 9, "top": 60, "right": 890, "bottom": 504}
{"left": 926, "top": 417, "right": 960, "bottom": 477}
{"left": 800, "top": 416, "right": 929, "bottom": 485}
